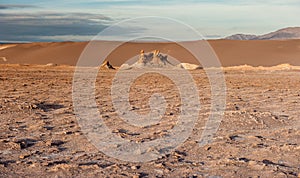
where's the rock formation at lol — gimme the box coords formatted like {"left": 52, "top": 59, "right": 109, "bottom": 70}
{"left": 120, "top": 50, "right": 203, "bottom": 70}
{"left": 101, "top": 61, "right": 116, "bottom": 70}
{"left": 120, "top": 50, "right": 174, "bottom": 70}
{"left": 137, "top": 50, "right": 173, "bottom": 67}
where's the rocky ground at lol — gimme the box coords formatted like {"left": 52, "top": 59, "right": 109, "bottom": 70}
{"left": 0, "top": 64, "right": 299, "bottom": 177}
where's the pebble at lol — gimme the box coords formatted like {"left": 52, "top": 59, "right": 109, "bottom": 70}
{"left": 238, "top": 157, "right": 250, "bottom": 163}
{"left": 43, "top": 126, "right": 54, "bottom": 130}
{"left": 64, "top": 131, "right": 73, "bottom": 135}
{"left": 248, "top": 161, "right": 265, "bottom": 170}
{"left": 154, "top": 163, "right": 164, "bottom": 168}
{"left": 131, "top": 165, "right": 138, "bottom": 170}
{"left": 229, "top": 135, "right": 245, "bottom": 142}
{"left": 45, "top": 63, "right": 58, "bottom": 67}
{"left": 112, "top": 128, "right": 128, "bottom": 134}
{"left": 154, "top": 169, "right": 164, "bottom": 175}
{"left": 29, "top": 163, "right": 37, "bottom": 168}
{"left": 15, "top": 139, "right": 36, "bottom": 149}
{"left": 191, "top": 174, "right": 198, "bottom": 178}
{"left": 46, "top": 140, "right": 64, "bottom": 146}
{"left": 30, "top": 104, "right": 38, "bottom": 109}
{"left": 19, "top": 153, "right": 31, "bottom": 159}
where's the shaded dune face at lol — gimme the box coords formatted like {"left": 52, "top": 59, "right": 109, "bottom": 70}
{"left": 0, "top": 40, "right": 300, "bottom": 67}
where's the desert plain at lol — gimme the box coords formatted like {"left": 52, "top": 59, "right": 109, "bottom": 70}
{"left": 0, "top": 40, "right": 300, "bottom": 177}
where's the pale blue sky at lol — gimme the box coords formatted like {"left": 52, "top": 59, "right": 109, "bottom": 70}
{"left": 0, "top": 0, "right": 299, "bottom": 42}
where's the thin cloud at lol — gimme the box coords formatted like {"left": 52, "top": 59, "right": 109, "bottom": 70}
{"left": 0, "top": 12, "right": 113, "bottom": 42}
{"left": 69, "top": 0, "right": 300, "bottom": 7}
{"left": 0, "top": 4, "right": 38, "bottom": 9}
{"left": 1, "top": 0, "right": 299, "bottom": 41}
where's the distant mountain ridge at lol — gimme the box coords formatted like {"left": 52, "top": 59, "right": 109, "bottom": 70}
{"left": 225, "top": 27, "right": 300, "bottom": 40}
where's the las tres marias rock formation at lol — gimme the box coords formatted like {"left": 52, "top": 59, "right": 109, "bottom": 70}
{"left": 105, "top": 50, "right": 203, "bottom": 70}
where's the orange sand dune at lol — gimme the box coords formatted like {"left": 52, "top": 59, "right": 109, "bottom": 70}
{"left": 0, "top": 40, "right": 300, "bottom": 67}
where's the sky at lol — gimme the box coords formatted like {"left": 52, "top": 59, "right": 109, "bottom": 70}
{"left": 0, "top": 0, "right": 300, "bottom": 42}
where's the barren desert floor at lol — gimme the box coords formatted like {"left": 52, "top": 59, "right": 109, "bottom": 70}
{"left": 0, "top": 65, "right": 299, "bottom": 177}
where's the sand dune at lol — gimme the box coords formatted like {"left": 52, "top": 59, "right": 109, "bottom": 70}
{"left": 0, "top": 42, "right": 87, "bottom": 65}
{"left": 211, "top": 40, "right": 300, "bottom": 67}
{"left": 224, "top": 63, "right": 300, "bottom": 70}
{"left": 0, "top": 40, "right": 300, "bottom": 67}
{"left": 0, "top": 44, "right": 16, "bottom": 50}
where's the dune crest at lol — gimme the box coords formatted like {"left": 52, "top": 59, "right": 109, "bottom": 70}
{"left": 1, "top": 40, "right": 300, "bottom": 67}
{"left": 224, "top": 63, "right": 300, "bottom": 70}
{"left": 0, "top": 44, "right": 16, "bottom": 51}
{"left": 177, "top": 63, "right": 202, "bottom": 70}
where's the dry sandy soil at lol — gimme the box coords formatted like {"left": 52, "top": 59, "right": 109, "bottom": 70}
{"left": 0, "top": 64, "right": 299, "bottom": 177}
